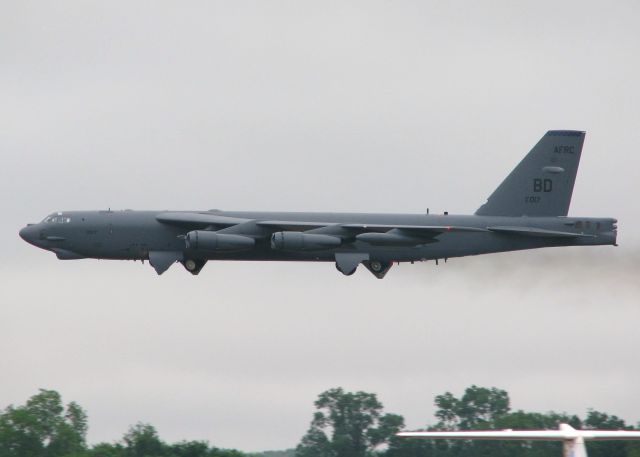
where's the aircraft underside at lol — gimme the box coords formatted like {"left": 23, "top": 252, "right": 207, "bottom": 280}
{"left": 145, "top": 229, "right": 602, "bottom": 278}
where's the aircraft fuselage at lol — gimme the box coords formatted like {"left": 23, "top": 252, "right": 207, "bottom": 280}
{"left": 19, "top": 209, "right": 617, "bottom": 275}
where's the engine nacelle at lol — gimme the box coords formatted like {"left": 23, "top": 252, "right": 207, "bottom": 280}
{"left": 185, "top": 231, "right": 255, "bottom": 251}
{"left": 271, "top": 232, "right": 341, "bottom": 251}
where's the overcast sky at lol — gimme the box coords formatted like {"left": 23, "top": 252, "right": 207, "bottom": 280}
{"left": 1, "top": 0, "right": 639, "bottom": 452}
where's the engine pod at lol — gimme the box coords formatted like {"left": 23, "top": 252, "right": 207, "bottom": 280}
{"left": 185, "top": 231, "right": 255, "bottom": 251}
{"left": 271, "top": 232, "right": 341, "bottom": 251}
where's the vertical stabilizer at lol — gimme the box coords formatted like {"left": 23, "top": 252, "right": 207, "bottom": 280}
{"left": 560, "top": 424, "right": 588, "bottom": 457}
{"left": 476, "top": 131, "right": 585, "bottom": 217}
{"left": 563, "top": 437, "right": 588, "bottom": 457}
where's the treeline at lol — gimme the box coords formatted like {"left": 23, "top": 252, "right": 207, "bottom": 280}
{"left": 0, "top": 390, "right": 242, "bottom": 457}
{"left": 296, "top": 386, "right": 640, "bottom": 457}
{"left": 0, "top": 387, "right": 638, "bottom": 457}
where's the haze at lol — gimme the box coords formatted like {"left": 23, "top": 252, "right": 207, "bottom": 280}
{"left": 1, "top": 0, "right": 639, "bottom": 452}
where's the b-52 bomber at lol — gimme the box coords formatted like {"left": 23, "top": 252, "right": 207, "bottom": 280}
{"left": 19, "top": 131, "right": 617, "bottom": 278}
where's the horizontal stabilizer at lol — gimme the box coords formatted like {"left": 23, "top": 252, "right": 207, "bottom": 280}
{"left": 488, "top": 226, "right": 595, "bottom": 238}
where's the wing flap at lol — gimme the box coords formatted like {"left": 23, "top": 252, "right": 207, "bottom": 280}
{"left": 258, "top": 222, "right": 487, "bottom": 233}
{"left": 342, "top": 224, "right": 489, "bottom": 234}
{"left": 488, "top": 226, "right": 595, "bottom": 238}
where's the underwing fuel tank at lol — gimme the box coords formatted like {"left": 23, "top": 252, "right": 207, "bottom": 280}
{"left": 271, "top": 232, "right": 341, "bottom": 251}
{"left": 185, "top": 231, "right": 255, "bottom": 251}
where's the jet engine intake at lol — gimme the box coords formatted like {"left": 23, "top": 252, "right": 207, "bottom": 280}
{"left": 185, "top": 231, "right": 255, "bottom": 251}
{"left": 271, "top": 232, "right": 341, "bottom": 251}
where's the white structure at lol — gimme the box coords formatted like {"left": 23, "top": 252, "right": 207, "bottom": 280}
{"left": 397, "top": 423, "right": 640, "bottom": 457}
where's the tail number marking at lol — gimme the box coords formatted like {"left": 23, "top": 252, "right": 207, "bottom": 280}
{"left": 526, "top": 178, "right": 552, "bottom": 203}
{"left": 533, "top": 178, "right": 552, "bottom": 193}
{"left": 554, "top": 145, "right": 575, "bottom": 154}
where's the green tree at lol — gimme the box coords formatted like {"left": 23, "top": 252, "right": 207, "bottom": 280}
{"left": 208, "top": 448, "right": 247, "bottom": 457}
{"left": 583, "top": 410, "right": 628, "bottom": 457}
{"left": 248, "top": 450, "right": 295, "bottom": 457}
{"left": 434, "top": 385, "right": 509, "bottom": 430}
{"left": 296, "top": 388, "right": 404, "bottom": 457}
{"left": 492, "top": 411, "right": 576, "bottom": 457}
{"left": 87, "top": 442, "right": 126, "bottom": 457}
{"left": 429, "top": 385, "right": 511, "bottom": 457}
{"left": 123, "top": 423, "right": 166, "bottom": 457}
{"left": 297, "top": 422, "right": 332, "bottom": 457}
{"left": 168, "top": 440, "right": 209, "bottom": 457}
{"left": 385, "top": 430, "right": 432, "bottom": 457}
{"left": 0, "top": 389, "right": 88, "bottom": 457}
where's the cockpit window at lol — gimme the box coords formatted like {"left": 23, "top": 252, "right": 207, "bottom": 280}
{"left": 43, "top": 215, "right": 71, "bottom": 224}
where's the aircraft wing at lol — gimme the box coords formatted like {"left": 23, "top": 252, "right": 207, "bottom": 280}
{"left": 488, "top": 226, "right": 596, "bottom": 238}
{"left": 258, "top": 222, "right": 487, "bottom": 237}
{"left": 157, "top": 214, "right": 335, "bottom": 231}
{"left": 157, "top": 214, "right": 588, "bottom": 239}
{"left": 397, "top": 425, "right": 640, "bottom": 442}
{"left": 158, "top": 212, "right": 498, "bottom": 247}
{"left": 397, "top": 430, "right": 571, "bottom": 441}
{"left": 158, "top": 213, "right": 484, "bottom": 236}
{"left": 585, "top": 431, "right": 640, "bottom": 441}
{"left": 256, "top": 221, "right": 339, "bottom": 231}
{"left": 341, "top": 224, "right": 488, "bottom": 234}
{"left": 156, "top": 212, "right": 251, "bottom": 228}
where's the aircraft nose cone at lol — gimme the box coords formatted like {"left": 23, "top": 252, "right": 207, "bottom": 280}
{"left": 19, "top": 225, "right": 37, "bottom": 245}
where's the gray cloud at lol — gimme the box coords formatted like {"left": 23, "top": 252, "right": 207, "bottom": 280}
{"left": 1, "top": 249, "right": 638, "bottom": 450}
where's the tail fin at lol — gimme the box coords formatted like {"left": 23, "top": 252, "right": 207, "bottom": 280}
{"left": 476, "top": 130, "right": 585, "bottom": 217}
{"left": 560, "top": 424, "right": 588, "bottom": 457}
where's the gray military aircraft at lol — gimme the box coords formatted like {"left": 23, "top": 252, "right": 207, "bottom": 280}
{"left": 19, "top": 130, "right": 617, "bottom": 278}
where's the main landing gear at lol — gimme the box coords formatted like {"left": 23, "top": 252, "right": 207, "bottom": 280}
{"left": 334, "top": 252, "right": 394, "bottom": 279}
{"left": 181, "top": 258, "right": 207, "bottom": 275}
{"left": 362, "top": 260, "right": 393, "bottom": 279}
